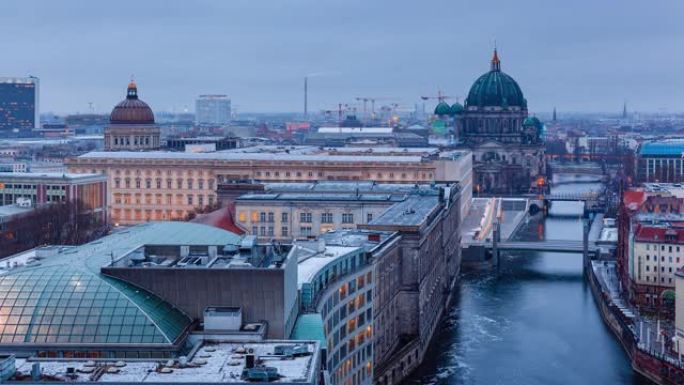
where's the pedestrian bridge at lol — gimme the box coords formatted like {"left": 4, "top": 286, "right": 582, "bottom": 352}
{"left": 485, "top": 240, "right": 596, "bottom": 254}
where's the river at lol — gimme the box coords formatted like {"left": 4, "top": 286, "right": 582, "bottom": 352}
{"left": 404, "top": 174, "right": 650, "bottom": 385}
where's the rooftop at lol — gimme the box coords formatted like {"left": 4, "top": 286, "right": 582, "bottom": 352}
{"left": 237, "top": 192, "right": 407, "bottom": 204}
{"left": 0, "top": 172, "right": 105, "bottom": 182}
{"left": 0, "top": 222, "right": 241, "bottom": 348}
{"left": 639, "top": 140, "right": 684, "bottom": 156}
{"left": 260, "top": 181, "right": 449, "bottom": 199}
{"left": 367, "top": 195, "right": 441, "bottom": 227}
{"left": 73, "top": 145, "right": 466, "bottom": 164}
{"left": 0, "top": 204, "right": 35, "bottom": 218}
{"left": 9, "top": 340, "right": 320, "bottom": 384}
{"left": 635, "top": 225, "right": 684, "bottom": 244}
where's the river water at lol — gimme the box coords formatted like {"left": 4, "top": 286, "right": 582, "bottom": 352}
{"left": 405, "top": 175, "right": 650, "bottom": 385}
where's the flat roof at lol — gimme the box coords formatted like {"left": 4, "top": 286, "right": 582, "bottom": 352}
{"left": 237, "top": 192, "right": 405, "bottom": 203}
{"left": 262, "top": 181, "right": 445, "bottom": 195}
{"left": 640, "top": 140, "right": 684, "bottom": 156}
{"left": 0, "top": 204, "right": 35, "bottom": 217}
{"left": 11, "top": 340, "right": 319, "bottom": 384}
{"left": 76, "top": 150, "right": 426, "bottom": 163}
{"left": 368, "top": 195, "right": 441, "bottom": 227}
{"left": 0, "top": 172, "right": 105, "bottom": 182}
{"left": 296, "top": 245, "right": 359, "bottom": 288}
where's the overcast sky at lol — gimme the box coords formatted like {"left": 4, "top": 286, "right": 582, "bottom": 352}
{"left": 2, "top": 0, "right": 683, "bottom": 115}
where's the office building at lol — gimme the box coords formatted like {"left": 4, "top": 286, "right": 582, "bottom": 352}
{"left": 293, "top": 230, "right": 397, "bottom": 385}
{"left": 234, "top": 181, "right": 461, "bottom": 241}
{"left": 196, "top": 95, "right": 231, "bottom": 126}
{"left": 0, "top": 77, "right": 39, "bottom": 135}
{"left": 636, "top": 140, "right": 684, "bottom": 183}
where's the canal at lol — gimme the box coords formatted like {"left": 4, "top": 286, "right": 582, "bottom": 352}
{"left": 405, "top": 175, "right": 649, "bottom": 385}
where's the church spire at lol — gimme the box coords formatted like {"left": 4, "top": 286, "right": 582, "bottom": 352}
{"left": 491, "top": 48, "right": 501, "bottom": 72}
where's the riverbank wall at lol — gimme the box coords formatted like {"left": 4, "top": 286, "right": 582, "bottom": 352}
{"left": 588, "top": 261, "right": 684, "bottom": 384}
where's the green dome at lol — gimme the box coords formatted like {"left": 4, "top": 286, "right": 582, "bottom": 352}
{"left": 434, "top": 101, "right": 451, "bottom": 116}
{"left": 465, "top": 50, "right": 527, "bottom": 109}
{"left": 450, "top": 103, "right": 464, "bottom": 115}
{"left": 523, "top": 116, "right": 542, "bottom": 127}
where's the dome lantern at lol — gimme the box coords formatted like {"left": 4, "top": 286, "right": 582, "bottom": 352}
{"left": 110, "top": 81, "right": 155, "bottom": 125}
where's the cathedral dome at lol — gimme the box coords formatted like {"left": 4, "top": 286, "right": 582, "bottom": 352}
{"left": 465, "top": 50, "right": 527, "bottom": 109}
{"left": 434, "top": 101, "right": 451, "bottom": 116}
{"left": 110, "top": 81, "right": 155, "bottom": 125}
{"left": 523, "top": 116, "right": 542, "bottom": 127}
{"left": 450, "top": 102, "right": 464, "bottom": 115}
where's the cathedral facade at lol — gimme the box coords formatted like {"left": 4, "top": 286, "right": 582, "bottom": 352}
{"left": 436, "top": 50, "right": 545, "bottom": 193}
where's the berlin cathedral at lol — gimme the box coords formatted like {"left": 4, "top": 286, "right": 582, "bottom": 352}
{"left": 435, "top": 49, "right": 546, "bottom": 194}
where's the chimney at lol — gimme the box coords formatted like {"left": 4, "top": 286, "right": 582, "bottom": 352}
{"left": 368, "top": 233, "right": 380, "bottom": 242}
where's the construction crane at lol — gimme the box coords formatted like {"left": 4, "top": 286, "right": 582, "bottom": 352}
{"left": 355, "top": 97, "right": 392, "bottom": 125}
{"left": 321, "top": 103, "right": 356, "bottom": 125}
{"left": 420, "top": 91, "right": 456, "bottom": 116}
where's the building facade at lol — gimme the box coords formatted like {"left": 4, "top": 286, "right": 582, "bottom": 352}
{"left": 0, "top": 77, "right": 39, "bottom": 135}
{"left": 438, "top": 50, "right": 545, "bottom": 193}
{"left": 360, "top": 187, "right": 461, "bottom": 385}
{"left": 234, "top": 182, "right": 447, "bottom": 241}
{"left": 631, "top": 225, "right": 684, "bottom": 307}
{"left": 0, "top": 172, "right": 107, "bottom": 223}
{"left": 636, "top": 140, "right": 684, "bottom": 184}
{"left": 103, "top": 81, "right": 161, "bottom": 151}
{"left": 294, "top": 231, "right": 396, "bottom": 385}
{"left": 196, "top": 94, "right": 231, "bottom": 126}
{"left": 65, "top": 146, "right": 472, "bottom": 226}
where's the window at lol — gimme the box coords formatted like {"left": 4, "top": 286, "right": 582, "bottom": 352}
{"left": 342, "top": 213, "right": 354, "bottom": 224}
{"left": 300, "top": 212, "right": 312, "bottom": 223}
{"left": 167, "top": 179, "right": 172, "bottom": 189}
{"left": 115, "top": 178, "right": 121, "bottom": 188}
{"left": 198, "top": 179, "right": 204, "bottom": 189}
{"left": 268, "top": 212, "right": 274, "bottom": 222}
{"left": 282, "top": 212, "right": 289, "bottom": 222}
{"left": 321, "top": 212, "right": 333, "bottom": 223}
{"left": 156, "top": 179, "right": 162, "bottom": 189}
{"left": 135, "top": 179, "right": 141, "bottom": 188}
{"left": 268, "top": 227, "right": 274, "bottom": 236}
{"left": 252, "top": 226, "right": 257, "bottom": 234}
{"left": 187, "top": 179, "right": 193, "bottom": 190}
{"left": 260, "top": 226, "right": 266, "bottom": 236}
{"left": 260, "top": 212, "right": 266, "bottom": 222}
{"left": 187, "top": 195, "right": 193, "bottom": 205}
{"left": 177, "top": 179, "right": 183, "bottom": 189}
{"left": 300, "top": 227, "right": 312, "bottom": 236}
{"left": 282, "top": 227, "right": 289, "bottom": 237}
{"left": 366, "top": 213, "right": 373, "bottom": 222}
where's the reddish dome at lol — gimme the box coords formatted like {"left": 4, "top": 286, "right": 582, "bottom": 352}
{"left": 109, "top": 81, "right": 155, "bottom": 124}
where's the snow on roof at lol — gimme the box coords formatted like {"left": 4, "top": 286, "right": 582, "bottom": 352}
{"left": 77, "top": 150, "right": 425, "bottom": 163}
{"left": 295, "top": 244, "right": 359, "bottom": 288}
{"left": 13, "top": 340, "right": 320, "bottom": 384}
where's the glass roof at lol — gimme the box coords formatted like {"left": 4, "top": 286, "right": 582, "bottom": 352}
{"left": 0, "top": 265, "right": 189, "bottom": 344}
{"left": 0, "top": 222, "right": 241, "bottom": 347}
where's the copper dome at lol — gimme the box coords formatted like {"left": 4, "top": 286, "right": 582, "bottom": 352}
{"left": 109, "top": 81, "right": 155, "bottom": 124}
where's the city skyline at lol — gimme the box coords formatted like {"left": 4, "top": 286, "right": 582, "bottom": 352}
{"left": 2, "top": 0, "right": 684, "bottom": 115}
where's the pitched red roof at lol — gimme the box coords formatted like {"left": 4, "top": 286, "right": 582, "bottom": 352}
{"left": 191, "top": 203, "right": 245, "bottom": 235}
{"left": 635, "top": 225, "right": 684, "bottom": 244}
{"left": 623, "top": 190, "right": 646, "bottom": 211}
